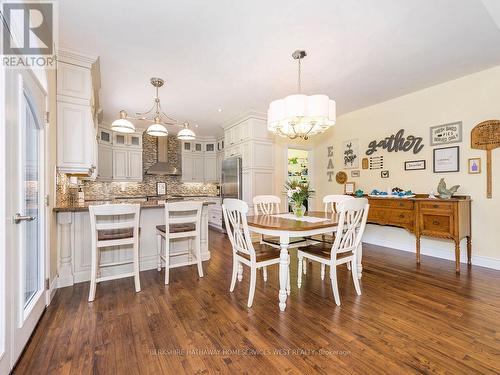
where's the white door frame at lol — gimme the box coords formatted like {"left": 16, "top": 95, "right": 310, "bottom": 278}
{"left": 4, "top": 67, "right": 48, "bottom": 370}
{"left": 283, "top": 144, "right": 316, "bottom": 210}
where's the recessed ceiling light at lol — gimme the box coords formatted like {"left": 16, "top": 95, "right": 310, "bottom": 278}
{"left": 217, "top": 108, "right": 223, "bottom": 112}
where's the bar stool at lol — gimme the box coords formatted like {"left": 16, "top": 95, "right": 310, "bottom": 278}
{"left": 156, "top": 201, "right": 204, "bottom": 284}
{"left": 88, "top": 203, "right": 141, "bottom": 302}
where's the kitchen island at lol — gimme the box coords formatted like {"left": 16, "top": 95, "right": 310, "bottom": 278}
{"left": 54, "top": 199, "right": 215, "bottom": 287}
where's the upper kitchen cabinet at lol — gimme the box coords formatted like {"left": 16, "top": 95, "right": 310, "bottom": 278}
{"left": 56, "top": 49, "right": 100, "bottom": 176}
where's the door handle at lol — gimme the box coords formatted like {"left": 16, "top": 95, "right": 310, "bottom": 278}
{"left": 14, "top": 213, "right": 36, "bottom": 224}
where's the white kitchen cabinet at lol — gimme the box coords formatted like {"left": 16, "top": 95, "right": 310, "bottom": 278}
{"left": 225, "top": 144, "right": 242, "bottom": 158}
{"left": 193, "top": 155, "right": 205, "bottom": 182}
{"left": 112, "top": 149, "right": 128, "bottom": 180}
{"left": 98, "top": 127, "right": 112, "bottom": 144}
{"left": 57, "top": 101, "right": 96, "bottom": 174}
{"left": 181, "top": 153, "right": 194, "bottom": 182}
{"left": 205, "top": 142, "right": 216, "bottom": 153}
{"left": 128, "top": 150, "right": 143, "bottom": 180}
{"left": 57, "top": 61, "right": 92, "bottom": 101}
{"left": 97, "top": 143, "right": 113, "bottom": 181}
{"left": 204, "top": 155, "right": 218, "bottom": 182}
{"left": 113, "top": 132, "right": 142, "bottom": 148}
{"left": 112, "top": 148, "right": 143, "bottom": 181}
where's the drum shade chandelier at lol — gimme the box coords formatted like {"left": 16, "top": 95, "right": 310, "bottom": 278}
{"left": 267, "top": 50, "right": 336, "bottom": 140}
{"left": 111, "top": 77, "right": 196, "bottom": 139}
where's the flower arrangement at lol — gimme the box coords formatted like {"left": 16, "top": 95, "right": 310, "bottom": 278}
{"left": 284, "top": 180, "right": 314, "bottom": 217}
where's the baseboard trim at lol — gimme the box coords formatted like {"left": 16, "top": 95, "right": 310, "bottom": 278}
{"left": 362, "top": 237, "right": 500, "bottom": 270}
{"left": 45, "top": 277, "right": 58, "bottom": 305}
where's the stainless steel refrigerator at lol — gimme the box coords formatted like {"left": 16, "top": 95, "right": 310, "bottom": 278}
{"left": 221, "top": 157, "right": 242, "bottom": 231}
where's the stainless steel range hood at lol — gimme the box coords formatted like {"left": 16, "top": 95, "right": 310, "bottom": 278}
{"left": 146, "top": 136, "right": 182, "bottom": 175}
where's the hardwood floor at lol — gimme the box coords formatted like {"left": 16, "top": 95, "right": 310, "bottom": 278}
{"left": 14, "top": 230, "right": 500, "bottom": 374}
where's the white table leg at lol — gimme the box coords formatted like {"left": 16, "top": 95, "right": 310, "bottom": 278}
{"left": 357, "top": 243, "right": 363, "bottom": 279}
{"left": 279, "top": 234, "right": 290, "bottom": 311}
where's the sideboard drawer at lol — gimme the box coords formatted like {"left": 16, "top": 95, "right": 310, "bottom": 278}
{"left": 419, "top": 201, "right": 453, "bottom": 212}
{"left": 391, "top": 200, "right": 414, "bottom": 210}
{"left": 368, "top": 199, "right": 393, "bottom": 208}
{"left": 368, "top": 207, "right": 390, "bottom": 223}
{"left": 389, "top": 210, "right": 414, "bottom": 225}
{"left": 419, "top": 213, "right": 454, "bottom": 237}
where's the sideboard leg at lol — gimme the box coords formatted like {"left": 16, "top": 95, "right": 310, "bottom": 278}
{"left": 466, "top": 236, "right": 472, "bottom": 266}
{"left": 416, "top": 235, "right": 421, "bottom": 265}
{"left": 454, "top": 240, "right": 461, "bottom": 274}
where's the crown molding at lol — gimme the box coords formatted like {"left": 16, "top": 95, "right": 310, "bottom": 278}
{"left": 57, "top": 48, "right": 98, "bottom": 68}
{"left": 222, "top": 110, "right": 267, "bottom": 129}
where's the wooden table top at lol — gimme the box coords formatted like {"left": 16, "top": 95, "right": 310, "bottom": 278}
{"left": 246, "top": 211, "right": 339, "bottom": 231}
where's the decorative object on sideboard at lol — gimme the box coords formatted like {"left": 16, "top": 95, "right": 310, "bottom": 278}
{"left": 361, "top": 157, "right": 369, "bottom": 169}
{"left": 437, "top": 178, "right": 460, "bottom": 199}
{"left": 355, "top": 189, "right": 364, "bottom": 197}
{"left": 404, "top": 160, "right": 426, "bottom": 171}
{"left": 380, "top": 170, "right": 389, "bottom": 178}
{"left": 343, "top": 139, "right": 359, "bottom": 169}
{"left": 351, "top": 170, "right": 360, "bottom": 178}
{"left": 429, "top": 121, "right": 462, "bottom": 146}
{"left": 335, "top": 171, "right": 348, "bottom": 184}
{"left": 433, "top": 146, "right": 459, "bottom": 173}
{"left": 369, "top": 155, "right": 384, "bottom": 169}
{"left": 365, "top": 129, "right": 424, "bottom": 155}
{"left": 467, "top": 158, "right": 481, "bottom": 174}
{"left": 111, "top": 77, "right": 197, "bottom": 139}
{"left": 267, "top": 50, "right": 336, "bottom": 140}
{"left": 344, "top": 182, "right": 355, "bottom": 194}
{"left": 326, "top": 145, "right": 334, "bottom": 182}
{"left": 471, "top": 119, "right": 500, "bottom": 198}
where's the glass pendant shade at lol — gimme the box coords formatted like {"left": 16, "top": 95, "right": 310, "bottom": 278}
{"left": 177, "top": 123, "right": 196, "bottom": 140}
{"left": 111, "top": 110, "right": 136, "bottom": 133}
{"left": 268, "top": 94, "right": 336, "bottom": 139}
{"left": 146, "top": 123, "right": 168, "bottom": 137}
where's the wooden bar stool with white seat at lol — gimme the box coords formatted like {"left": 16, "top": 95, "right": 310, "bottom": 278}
{"left": 156, "top": 201, "right": 203, "bottom": 284}
{"left": 297, "top": 198, "right": 369, "bottom": 306}
{"left": 223, "top": 198, "right": 285, "bottom": 307}
{"left": 88, "top": 203, "right": 141, "bottom": 302}
{"left": 253, "top": 195, "right": 308, "bottom": 282}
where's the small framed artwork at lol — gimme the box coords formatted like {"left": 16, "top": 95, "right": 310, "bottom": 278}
{"left": 157, "top": 182, "right": 166, "bottom": 195}
{"left": 430, "top": 121, "right": 462, "bottom": 146}
{"left": 433, "top": 146, "right": 459, "bottom": 173}
{"left": 351, "top": 170, "right": 360, "bottom": 178}
{"left": 468, "top": 158, "right": 481, "bottom": 174}
{"left": 404, "top": 160, "right": 426, "bottom": 171}
{"left": 381, "top": 170, "right": 389, "bottom": 178}
{"left": 344, "top": 182, "right": 356, "bottom": 194}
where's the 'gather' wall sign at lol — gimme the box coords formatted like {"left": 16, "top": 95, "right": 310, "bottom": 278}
{"left": 365, "top": 129, "right": 424, "bottom": 155}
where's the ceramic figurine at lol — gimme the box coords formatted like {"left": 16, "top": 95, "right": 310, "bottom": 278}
{"left": 437, "top": 178, "right": 460, "bottom": 199}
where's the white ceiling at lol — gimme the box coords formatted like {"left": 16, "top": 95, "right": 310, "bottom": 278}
{"left": 59, "top": 0, "right": 500, "bottom": 136}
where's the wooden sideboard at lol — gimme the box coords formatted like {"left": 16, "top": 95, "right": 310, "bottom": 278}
{"left": 365, "top": 195, "right": 471, "bottom": 273}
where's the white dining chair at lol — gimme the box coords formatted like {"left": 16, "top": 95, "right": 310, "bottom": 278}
{"left": 88, "top": 203, "right": 141, "bottom": 302}
{"left": 297, "top": 198, "right": 369, "bottom": 306}
{"left": 223, "top": 198, "right": 288, "bottom": 307}
{"left": 156, "top": 201, "right": 203, "bottom": 284}
{"left": 253, "top": 195, "right": 308, "bottom": 281}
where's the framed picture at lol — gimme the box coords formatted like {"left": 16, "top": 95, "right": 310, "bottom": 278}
{"left": 404, "top": 160, "right": 426, "bottom": 171}
{"left": 468, "top": 158, "right": 481, "bottom": 174}
{"left": 381, "top": 170, "right": 389, "bottom": 178}
{"left": 351, "top": 170, "right": 360, "bottom": 178}
{"left": 157, "top": 182, "right": 166, "bottom": 195}
{"left": 433, "top": 146, "right": 459, "bottom": 173}
{"left": 344, "top": 182, "right": 355, "bottom": 194}
{"left": 343, "top": 139, "right": 359, "bottom": 169}
{"left": 430, "top": 121, "right": 462, "bottom": 146}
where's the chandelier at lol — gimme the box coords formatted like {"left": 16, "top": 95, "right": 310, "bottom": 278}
{"left": 111, "top": 77, "right": 196, "bottom": 139}
{"left": 267, "top": 50, "right": 336, "bottom": 140}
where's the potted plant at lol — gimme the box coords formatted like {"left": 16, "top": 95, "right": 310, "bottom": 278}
{"left": 284, "top": 180, "right": 314, "bottom": 217}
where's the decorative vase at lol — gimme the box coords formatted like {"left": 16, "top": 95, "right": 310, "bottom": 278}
{"left": 292, "top": 202, "right": 306, "bottom": 217}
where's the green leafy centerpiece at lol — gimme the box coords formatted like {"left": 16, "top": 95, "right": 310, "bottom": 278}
{"left": 284, "top": 180, "right": 314, "bottom": 217}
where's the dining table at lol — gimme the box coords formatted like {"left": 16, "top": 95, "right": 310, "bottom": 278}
{"left": 246, "top": 211, "right": 364, "bottom": 311}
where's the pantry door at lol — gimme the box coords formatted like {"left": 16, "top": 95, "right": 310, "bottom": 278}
{"left": 4, "top": 68, "right": 48, "bottom": 369}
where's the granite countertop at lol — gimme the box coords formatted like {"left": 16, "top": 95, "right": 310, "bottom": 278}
{"left": 53, "top": 199, "right": 216, "bottom": 212}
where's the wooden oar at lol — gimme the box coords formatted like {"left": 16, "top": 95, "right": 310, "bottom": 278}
{"left": 471, "top": 120, "right": 500, "bottom": 198}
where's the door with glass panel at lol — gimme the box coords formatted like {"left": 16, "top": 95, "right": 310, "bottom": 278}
{"left": 3, "top": 69, "right": 47, "bottom": 371}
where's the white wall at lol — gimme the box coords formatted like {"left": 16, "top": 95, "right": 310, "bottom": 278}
{"left": 313, "top": 65, "right": 500, "bottom": 267}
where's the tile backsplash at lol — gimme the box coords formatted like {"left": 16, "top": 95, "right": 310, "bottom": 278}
{"left": 56, "top": 134, "right": 217, "bottom": 205}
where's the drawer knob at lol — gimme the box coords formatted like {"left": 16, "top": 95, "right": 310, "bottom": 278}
{"left": 399, "top": 214, "right": 405, "bottom": 218}
{"left": 432, "top": 220, "right": 439, "bottom": 225}
{"left": 433, "top": 204, "right": 439, "bottom": 208}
